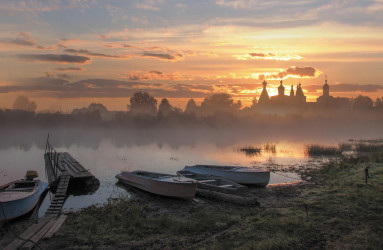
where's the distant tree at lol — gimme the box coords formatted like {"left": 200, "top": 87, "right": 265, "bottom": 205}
{"left": 72, "top": 103, "right": 108, "bottom": 115}
{"left": 251, "top": 97, "right": 258, "bottom": 108}
{"left": 201, "top": 93, "right": 241, "bottom": 114}
{"left": 185, "top": 98, "right": 198, "bottom": 113}
{"left": 13, "top": 96, "right": 37, "bottom": 112}
{"left": 158, "top": 98, "right": 173, "bottom": 115}
{"left": 353, "top": 95, "right": 373, "bottom": 110}
{"left": 128, "top": 91, "right": 157, "bottom": 115}
{"left": 88, "top": 103, "right": 108, "bottom": 113}
{"left": 375, "top": 97, "right": 383, "bottom": 109}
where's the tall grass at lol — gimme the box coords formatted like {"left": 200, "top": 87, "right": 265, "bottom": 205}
{"left": 264, "top": 143, "right": 277, "bottom": 154}
{"left": 355, "top": 143, "right": 383, "bottom": 153}
{"left": 305, "top": 144, "right": 342, "bottom": 157}
{"left": 237, "top": 145, "right": 261, "bottom": 156}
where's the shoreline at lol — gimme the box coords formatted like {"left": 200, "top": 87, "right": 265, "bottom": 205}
{"left": 2, "top": 150, "right": 383, "bottom": 249}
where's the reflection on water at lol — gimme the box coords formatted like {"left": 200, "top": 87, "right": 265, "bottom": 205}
{"left": 0, "top": 128, "right": 346, "bottom": 212}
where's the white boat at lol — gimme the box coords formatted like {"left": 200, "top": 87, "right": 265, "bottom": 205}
{"left": 0, "top": 171, "right": 49, "bottom": 221}
{"left": 176, "top": 170, "right": 248, "bottom": 196}
{"left": 116, "top": 170, "right": 197, "bottom": 200}
{"left": 182, "top": 165, "right": 270, "bottom": 187}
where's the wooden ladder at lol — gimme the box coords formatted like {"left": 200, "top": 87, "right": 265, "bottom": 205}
{"left": 46, "top": 174, "right": 70, "bottom": 215}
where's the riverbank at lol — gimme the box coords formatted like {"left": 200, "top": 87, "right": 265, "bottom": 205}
{"left": 2, "top": 148, "right": 382, "bottom": 249}
{"left": 35, "top": 148, "right": 383, "bottom": 249}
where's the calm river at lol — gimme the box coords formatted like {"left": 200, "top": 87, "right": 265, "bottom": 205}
{"left": 0, "top": 127, "right": 352, "bottom": 215}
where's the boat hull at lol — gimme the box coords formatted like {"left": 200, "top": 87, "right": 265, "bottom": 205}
{"left": 116, "top": 172, "right": 197, "bottom": 200}
{"left": 0, "top": 180, "right": 49, "bottom": 221}
{"left": 183, "top": 165, "right": 270, "bottom": 186}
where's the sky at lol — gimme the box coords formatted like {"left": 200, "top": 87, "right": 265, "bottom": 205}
{"left": 0, "top": 0, "right": 383, "bottom": 112}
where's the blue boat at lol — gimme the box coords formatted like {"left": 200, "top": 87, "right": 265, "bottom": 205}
{"left": 0, "top": 171, "right": 49, "bottom": 221}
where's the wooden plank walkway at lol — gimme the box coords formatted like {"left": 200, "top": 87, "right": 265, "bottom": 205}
{"left": 4, "top": 214, "right": 68, "bottom": 250}
{"left": 4, "top": 175, "right": 71, "bottom": 250}
{"left": 46, "top": 174, "right": 70, "bottom": 215}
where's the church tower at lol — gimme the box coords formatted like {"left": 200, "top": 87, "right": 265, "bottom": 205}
{"left": 258, "top": 80, "right": 270, "bottom": 104}
{"left": 290, "top": 85, "right": 295, "bottom": 97}
{"left": 278, "top": 80, "right": 285, "bottom": 96}
{"left": 295, "top": 83, "right": 306, "bottom": 103}
{"left": 323, "top": 76, "right": 330, "bottom": 97}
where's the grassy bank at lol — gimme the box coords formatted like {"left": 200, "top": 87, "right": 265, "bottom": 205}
{"left": 43, "top": 148, "right": 383, "bottom": 249}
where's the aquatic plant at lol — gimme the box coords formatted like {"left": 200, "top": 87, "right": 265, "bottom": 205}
{"left": 263, "top": 143, "right": 277, "bottom": 154}
{"left": 305, "top": 144, "right": 342, "bottom": 157}
{"left": 237, "top": 145, "right": 261, "bottom": 156}
{"left": 355, "top": 143, "right": 383, "bottom": 153}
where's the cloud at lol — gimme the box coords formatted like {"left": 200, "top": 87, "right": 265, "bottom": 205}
{"left": 16, "top": 54, "right": 91, "bottom": 64}
{"left": 125, "top": 70, "right": 183, "bottom": 81}
{"left": 0, "top": 0, "right": 92, "bottom": 12}
{"left": 0, "top": 33, "right": 36, "bottom": 47}
{"left": 330, "top": 83, "right": 383, "bottom": 93}
{"left": 55, "top": 67, "right": 84, "bottom": 71}
{"left": 64, "top": 49, "right": 121, "bottom": 58}
{"left": 0, "top": 77, "right": 211, "bottom": 99}
{"left": 305, "top": 83, "right": 383, "bottom": 94}
{"left": 0, "top": 38, "right": 35, "bottom": 46}
{"left": 235, "top": 52, "right": 302, "bottom": 61}
{"left": 215, "top": 0, "right": 258, "bottom": 9}
{"left": 135, "top": 0, "right": 165, "bottom": 11}
{"left": 140, "top": 51, "right": 184, "bottom": 62}
{"left": 254, "top": 66, "right": 319, "bottom": 80}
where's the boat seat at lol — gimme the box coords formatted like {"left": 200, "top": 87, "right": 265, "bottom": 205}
{"left": 218, "top": 185, "right": 234, "bottom": 188}
{"left": 199, "top": 180, "right": 216, "bottom": 183}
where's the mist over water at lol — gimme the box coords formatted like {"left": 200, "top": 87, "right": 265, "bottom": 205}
{"left": 0, "top": 112, "right": 382, "bottom": 211}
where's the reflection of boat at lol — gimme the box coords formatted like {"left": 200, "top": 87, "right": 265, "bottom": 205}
{"left": 176, "top": 170, "right": 248, "bottom": 196}
{"left": 182, "top": 165, "right": 270, "bottom": 187}
{"left": 0, "top": 171, "right": 49, "bottom": 221}
{"left": 115, "top": 170, "right": 197, "bottom": 200}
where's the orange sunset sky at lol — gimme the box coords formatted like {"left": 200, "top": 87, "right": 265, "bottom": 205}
{"left": 1, "top": 0, "right": 383, "bottom": 112}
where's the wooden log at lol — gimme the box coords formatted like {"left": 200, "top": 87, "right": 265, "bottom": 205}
{"left": 196, "top": 189, "right": 259, "bottom": 206}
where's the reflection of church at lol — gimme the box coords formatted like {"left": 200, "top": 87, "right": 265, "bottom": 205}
{"left": 258, "top": 80, "right": 306, "bottom": 105}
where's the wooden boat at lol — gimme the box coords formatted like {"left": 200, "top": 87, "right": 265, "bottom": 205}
{"left": 177, "top": 170, "right": 248, "bottom": 196}
{"left": 116, "top": 170, "right": 197, "bottom": 200}
{"left": 0, "top": 171, "right": 49, "bottom": 221}
{"left": 182, "top": 165, "right": 270, "bottom": 187}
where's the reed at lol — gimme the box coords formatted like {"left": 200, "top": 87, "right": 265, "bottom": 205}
{"left": 305, "top": 144, "right": 342, "bottom": 157}
{"left": 263, "top": 143, "right": 277, "bottom": 154}
{"left": 355, "top": 143, "right": 383, "bottom": 153}
{"left": 237, "top": 145, "right": 261, "bottom": 156}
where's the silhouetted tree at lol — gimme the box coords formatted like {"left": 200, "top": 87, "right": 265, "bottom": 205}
{"left": 184, "top": 98, "right": 198, "bottom": 113}
{"left": 158, "top": 98, "right": 173, "bottom": 115}
{"left": 353, "top": 95, "right": 373, "bottom": 110}
{"left": 201, "top": 93, "right": 241, "bottom": 114}
{"left": 128, "top": 91, "right": 157, "bottom": 115}
{"left": 375, "top": 97, "right": 383, "bottom": 109}
{"left": 251, "top": 97, "right": 258, "bottom": 108}
{"left": 13, "top": 96, "right": 37, "bottom": 112}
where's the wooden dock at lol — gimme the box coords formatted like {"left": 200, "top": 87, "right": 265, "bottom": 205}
{"left": 4, "top": 214, "right": 68, "bottom": 250}
{"left": 3, "top": 137, "right": 98, "bottom": 249}
{"left": 45, "top": 152, "right": 93, "bottom": 187}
